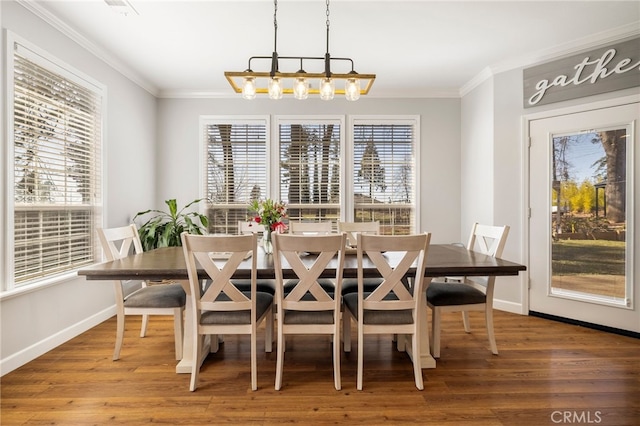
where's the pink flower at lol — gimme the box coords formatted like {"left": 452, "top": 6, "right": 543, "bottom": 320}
{"left": 272, "top": 221, "right": 288, "bottom": 233}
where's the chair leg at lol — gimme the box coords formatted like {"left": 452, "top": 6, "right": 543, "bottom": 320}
{"left": 275, "top": 327, "right": 285, "bottom": 390}
{"left": 189, "top": 332, "right": 201, "bottom": 391}
{"left": 173, "top": 308, "right": 184, "bottom": 360}
{"left": 113, "top": 311, "right": 125, "bottom": 361}
{"left": 251, "top": 324, "right": 258, "bottom": 391}
{"left": 485, "top": 308, "right": 498, "bottom": 355}
{"left": 343, "top": 312, "right": 351, "bottom": 352}
{"left": 431, "top": 307, "right": 441, "bottom": 358}
{"left": 264, "top": 306, "right": 274, "bottom": 353}
{"left": 396, "top": 334, "right": 406, "bottom": 352}
{"left": 357, "top": 324, "right": 364, "bottom": 391}
{"left": 140, "top": 314, "right": 149, "bottom": 337}
{"left": 411, "top": 331, "right": 424, "bottom": 390}
{"left": 333, "top": 324, "right": 341, "bottom": 390}
{"left": 462, "top": 311, "right": 471, "bottom": 333}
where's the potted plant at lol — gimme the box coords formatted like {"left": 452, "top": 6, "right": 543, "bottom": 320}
{"left": 133, "top": 198, "right": 209, "bottom": 251}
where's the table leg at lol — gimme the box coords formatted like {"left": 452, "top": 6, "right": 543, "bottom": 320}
{"left": 403, "top": 279, "right": 436, "bottom": 369}
{"left": 175, "top": 280, "right": 210, "bottom": 374}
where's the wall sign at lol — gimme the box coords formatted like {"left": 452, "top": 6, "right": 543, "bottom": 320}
{"left": 523, "top": 37, "right": 640, "bottom": 108}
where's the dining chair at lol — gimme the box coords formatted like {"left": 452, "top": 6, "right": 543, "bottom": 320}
{"left": 427, "top": 223, "right": 510, "bottom": 358}
{"left": 236, "top": 220, "right": 276, "bottom": 296}
{"left": 97, "top": 224, "right": 186, "bottom": 361}
{"left": 287, "top": 220, "right": 335, "bottom": 292}
{"left": 288, "top": 220, "right": 333, "bottom": 235}
{"left": 342, "top": 232, "right": 431, "bottom": 390}
{"left": 238, "top": 219, "right": 262, "bottom": 235}
{"left": 337, "top": 221, "right": 380, "bottom": 248}
{"left": 272, "top": 232, "right": 347, "bottom": 390}
{"left": 337, "top": 221, "right": 383, "bottom": 295}
{"left": 181, "top": 232, "right": 274, "bottom": 391}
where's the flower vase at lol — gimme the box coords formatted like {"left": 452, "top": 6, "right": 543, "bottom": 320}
{"left": 263, "top": 229, "right": 273, "bottom": 254}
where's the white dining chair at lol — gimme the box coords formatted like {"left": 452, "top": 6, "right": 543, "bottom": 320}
{"left": 288, "top": 221, "right": 333, "bottom": 235}
{"left": 427, "top": 223, "right": 510, "bottom": 357}
{"left": 272, "top": 232, "right": 347, "bottom": 390}
{"left": 342, "top": 233, "right": 431, "bottom": 390}
{"left": 97, "top": 224, "right": 185, "bottom": 361}
{"left": 181, "top": 232, "right": 274, "bottom": 391}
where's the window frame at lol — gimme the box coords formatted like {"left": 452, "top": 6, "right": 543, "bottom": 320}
{"left": 199, "top": 115, "right": 271, "bottom": 234}
{"left": 199, "top": 115, "right": 420, "bottom": 234}
{"left": 348, "top": 116, "right": 421, "bottom": 234}
{"left": 2, "top": 31, "right": 106, "bottom": 295}
{"left": 273, "top": 115, "right": 346, "bottom": 225}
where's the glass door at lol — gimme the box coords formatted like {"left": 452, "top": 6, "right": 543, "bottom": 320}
{"left": 528, "top": 102, "right": 638, "bottom": 332}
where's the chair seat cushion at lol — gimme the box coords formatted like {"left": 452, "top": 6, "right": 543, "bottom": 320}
{"left": 283, "top": 310, "right": 335, "bottom": 325}
{"left": 199, "top": 291, "right": 274, "bottom": 325}
{"left": 124, "top": 283, "right": 186, "bottom": 308}
{"left": 341, "top": 277, "right": 383, "bottom": 295}
{"left": 342, "top": 293, "right": 413, "bottom": 325}
{"left": 426, "top": 282, "right": 486, "bottom": 306}
{"left": 232, "top": 279, "right": 277, "bottom": 295}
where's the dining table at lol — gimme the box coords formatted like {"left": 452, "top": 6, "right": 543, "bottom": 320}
{"left": 78, "top": 244, "right": 526, "bottom": 373}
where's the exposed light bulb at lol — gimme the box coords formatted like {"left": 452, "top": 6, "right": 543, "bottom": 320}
{"left": 242, "top": 77, "right": 257, "bottom": 100}
{"left": 319, "top": 78, "right": 335, "bottom": 101}
{"left": 293, "top": 77, "right": 309, "bottom": 100}
{"left": 345, "top": 78, "right": 360, "bottom": 101}
{"left": 268, "top": 77, "right": 283, "bottom": 100}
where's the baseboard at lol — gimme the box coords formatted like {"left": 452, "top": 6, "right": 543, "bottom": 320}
{"left": 530, "top": 311, "right": 640, "bottom": 339}
{"left": 493, "top": 299, "right": 525, "bottom": 315}
{"left": 0, "top": 306, "right": 116, "bottom": 376}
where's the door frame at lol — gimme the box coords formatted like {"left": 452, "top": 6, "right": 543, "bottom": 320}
{"left": 521, "top": 93, "right": 640, "bottom": 317}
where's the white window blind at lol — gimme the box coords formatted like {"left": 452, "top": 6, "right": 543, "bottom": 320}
{"left": 352, "top": 122, "right": 416, "bottom": 235}
{"left": 278, "top": 121, "right": 341, "bottom": 223}
{"left": 12, "top": 45, "right": 103, "bottom": 286}
{"left": 203, "top": 119, "right": 267, "bottom": 234}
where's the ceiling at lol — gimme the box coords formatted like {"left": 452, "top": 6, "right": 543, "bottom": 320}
{"left": 28, "top": 0, "right": 640, "bottom": 98}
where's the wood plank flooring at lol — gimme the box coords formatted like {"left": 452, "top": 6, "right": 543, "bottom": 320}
{"left": 2, "top": 311, "right": 639, "bottom": 425}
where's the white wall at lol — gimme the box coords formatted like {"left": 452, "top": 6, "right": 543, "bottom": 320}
{"left": 0, "top": 1, "right": 157, "bottom": 374}
{"left": 461, "top": 79, "right": 495, "bottom": 235}
{"left": 462, "top": 58, "right": 640, "bottom": 314}
{"left": 156, "top": 97, "right": 462, "bottom": 244}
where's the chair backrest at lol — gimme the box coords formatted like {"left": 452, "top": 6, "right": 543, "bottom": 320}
{"left": 272, "top": 233, "right": 346, "bottom": 313}
{"left": 238, "top": 220, "right": 262, "bottom": 235}
{"left": 357, "top": 233, "right": 431, "bottom": 313}
{"left": 181, "top": 232, "right": 257, "bottom": 316}
{"left": 464, "top": 223, "right": 510, "bottom": 291}
{"left": 288, "top": 221, "right": 333, "bottom": 235}
{"left": 337, "top": 221, "right": 380, "bottom": 247}
{"left": 467, "top": 223, "right": 510, "bottom": 258}
{"left": 97, "top": 224, "right": 143, "bottom": 261}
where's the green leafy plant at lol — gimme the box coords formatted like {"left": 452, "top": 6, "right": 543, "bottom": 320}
{"left": 133, "top": 198, "right": 209, "bottom": 251}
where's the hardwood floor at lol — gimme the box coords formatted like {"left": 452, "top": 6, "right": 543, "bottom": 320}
{"left": 2, "top": 311, "right": 639, "bottom": 425}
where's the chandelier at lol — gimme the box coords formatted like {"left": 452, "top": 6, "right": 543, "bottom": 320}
{"left": 224, "top": 0, "right": 375, "bottom": 101}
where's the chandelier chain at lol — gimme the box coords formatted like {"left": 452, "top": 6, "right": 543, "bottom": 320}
{"left": 273, "top": 0, "right": 278, "bottom": 53}
{"left": 325, "top": 0, "right": 330, "bottom": 54}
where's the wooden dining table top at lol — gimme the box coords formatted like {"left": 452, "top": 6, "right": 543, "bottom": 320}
{"left": 78, "top": 244, "right": 526, "bottom": 281}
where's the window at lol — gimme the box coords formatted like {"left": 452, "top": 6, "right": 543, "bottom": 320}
{"left": 201, "top": 116, "right": 419, "bottom": 234}
{"left": 351, "top": 118, "right": 419, "bottom": 235}
{"left": 6, "top": 36, "right": 104, "bottom": 289}
{"left": 277, "top": 117, "right": 343, "bottom": 224}
{"left": 201, "top": 117, "right": 268, "bottom": 234}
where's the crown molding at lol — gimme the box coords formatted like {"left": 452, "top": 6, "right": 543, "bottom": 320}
{"left": 459, "top": 22, "right": 640, "bottom": 97}
{"left": 16, "top": 0, "right": 159, "bottom": 97}
{"left": 158, "top": 88, "right": 461, "bottom": 99}
{"left": 16, "top": 1, "right": 639, "bottom": 102}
